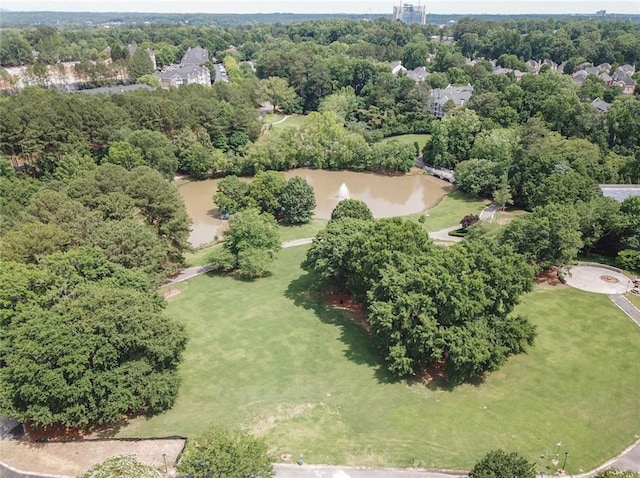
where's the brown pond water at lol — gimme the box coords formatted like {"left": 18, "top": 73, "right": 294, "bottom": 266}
{"left": 177, "top": 169, "right": 453, "bottom": 246}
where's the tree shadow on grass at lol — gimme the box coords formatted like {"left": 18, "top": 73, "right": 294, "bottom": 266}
{"left": 285, "top": 270, "right": 397, "bottom": 385}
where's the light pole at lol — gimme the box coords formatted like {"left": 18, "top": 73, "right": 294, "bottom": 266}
{"left": 562, "top": 451, "right": 570, "bottom": 472}
{"left": 555, "top": 442, "right": 562, "bottom": 464}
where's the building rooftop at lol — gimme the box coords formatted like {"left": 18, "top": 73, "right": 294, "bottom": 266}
{"left": 181, "top": 47, "right": 209, "bottom": 66}
{"left": 431, "top": 84, "right": 474, "bottom": 106}
{"left": 600, "top": 185, "right": 640, "bottom": 202}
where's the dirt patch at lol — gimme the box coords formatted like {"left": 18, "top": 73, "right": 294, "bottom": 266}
{"left": 248, "top": 403, "right": 316, "bottom": 435}
{"left": 536, "top": 266, "right": 563, "bottom": 285}
{"left": 161, "top": 288, "right": 182, "bottom": 299}
{"left": 326, "top": 292, "right": 370, "bottom": 331}
{"left": 0, "top": 439, "right": 185, "bottom": 477}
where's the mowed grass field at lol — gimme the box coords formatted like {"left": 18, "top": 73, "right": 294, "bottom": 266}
{"left": 411, "top": 190, "right": 490, "bottom": 232}
{"left": 120, "top": 246, "right": 640, "bottom": 473}
{"left": 380, "top": 133, "right": 432, "bottom": 152}
{"left": 262, "top": 114, "right": 307, "bottom": 132}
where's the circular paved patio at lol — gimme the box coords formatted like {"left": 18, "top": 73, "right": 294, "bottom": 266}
{"left": 564, "top": 264, "right": 633, "bottom": 294}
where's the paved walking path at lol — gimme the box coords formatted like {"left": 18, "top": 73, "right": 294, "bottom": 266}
{"left": 164, "top": 237, "right": 315, "bottom": 286}
{"left": 608, "top": 440, "right": 640, "bottom": 472}
{"left": 428, "top": 225, "right": 463, "bottom": 243}
{"left": 609, "top": 294, "right": 640, "bottom": 327}
{"left": 275, "top": 463, "right": 465, "bottom": 478}
{"left": 166, "top": 205, "right": 500, "bottom": 285}
{"left": 479, "top": 203, "right": 500, "bottom": 221}
{"left": 427, "top": 203, "right": 498, "bottom": 243}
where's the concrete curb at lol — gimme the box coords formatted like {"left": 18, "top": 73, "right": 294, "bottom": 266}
{"left": 567, "top": 438, "right": 640, "bottom": 478}
{"left": 576, "top": 262, "right": 625, "bottom": 274}
{"left": 0, "top": 459, "right": 67, "bottom": 478}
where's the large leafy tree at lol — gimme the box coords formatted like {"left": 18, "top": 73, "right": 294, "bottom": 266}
{"left": 0, "top": 221, "right": 70, "bottom": 263}
{"left": 279, "top": 176, "right": 316, "bottom": 224}
{"left": 210, "top": 208, "right": 280, "bottom": 278}
{"left": 500, "top": 202, "right": 583, "bottom": 272}
{"left": 470, "top": 449, "right": 536, "bottom": 478}
{"left": 177, "top": 425, "right": 274, "bottom": 478}
{"left": 530, "top": 171, "right": 602, "bottom": 207}
{"left": 330, "top": 198, "right": 373, "bottom": 222}
{"left": 303, "top": 217, "right": 374, "bottom": 289}
{"left": 213, "top": 175, "right": 251, "bottom": 215}
{"left": 0, "top": 247, "right": 187, "bottom": 428}
{"left": 616, "top": 196, "right": 640, "bottom": 251}
{"left": 248, "top": 170, "right": 287, "bottom": 217}
{"left": 127, "top": 47, "right": 155, "bottom": 80}
{"left": 259, "top": 76, "right": 300, "bottom": 113}
{"left": 87, "top": 218, "right": 169, "bottom": 282}
{"left": 367, "top": 239, "right": 534, "bottom": 382}
{"left": 305, "top": 218, "right": 535, "bottom": 383}
{"left": 455, "top": 159, "right": 504, "bottom": 198}
{"left": 0, "top": 30, "right": 33, "bottom": 66}
{"left": 425, "top": 109, "right": 481, "bottom": 169}
{"left": 126, "top": 166, "right": 192, "bottom": 266}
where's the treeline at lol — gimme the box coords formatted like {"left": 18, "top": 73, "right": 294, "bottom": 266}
{"left": 0, "top": 84, "right": 260, "bottom": 177}
{"left": 453, "top": 17, "right": 640, "bottom": 67}
{"left": 0, "top": 87, "right": 415, "bottom": 179}
{"left": 3, "top": 17, "right": 639, "bottom": 68}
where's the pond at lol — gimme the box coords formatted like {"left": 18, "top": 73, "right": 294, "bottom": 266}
{"left": 177, "top": 169, "right": 454, "bottom": 247}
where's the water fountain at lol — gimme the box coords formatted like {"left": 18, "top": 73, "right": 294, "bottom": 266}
{"left": 337, "top": 182, "right": 350, "bottom": 200}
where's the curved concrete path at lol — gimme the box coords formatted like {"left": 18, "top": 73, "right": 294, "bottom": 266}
{"left": 275, "top": 463, "right": 465, "bottom": 478}
{"left": 167, "top": 206, "right": 499, "bottom": 285}
{"left": 609, "top": 294, "right": 640, "bottom": 327}
{"left": 164, "top": 238, "right": 314, "bottom": 286}
{"left": 427, "top": 203, "right": 499, "bottom": 243}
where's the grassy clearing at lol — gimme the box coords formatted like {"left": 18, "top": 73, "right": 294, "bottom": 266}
{"left": 183, "top": 221, "right": 328, "bottom": 267}
{"left": 263, "top": 114, "right": 307, "bottom": 132}
{"left": 379, "top": 134, "right": 432, "bottom": 151}
{"left": 184, "top": 243, "right": 220, "bottom": 268}
{"left": 261, "top": 113, "right": 288, "bottom": 124}
{"left": 416, "top": 191, "right": 490, "bottom": 232}
{"left": 495, "top": 208, "right": 528, "bottom": 225}
{"left": 121, "top": 246, "right": 640, "bottom": 473}
{"left": 279, "top": 219, "right": 328, "bottom": 243}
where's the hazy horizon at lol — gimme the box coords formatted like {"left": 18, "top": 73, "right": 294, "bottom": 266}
{"left": 1, "top": 1, "right": 638, "bottom": 15}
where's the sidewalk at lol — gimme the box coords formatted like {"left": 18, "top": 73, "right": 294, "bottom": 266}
{"left": 275, "top": 463, "right": 466, "bottom": 478}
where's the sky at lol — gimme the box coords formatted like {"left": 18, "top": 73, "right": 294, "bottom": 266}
{"left": 1, "top": 0, "right": 639, "bottom": 14}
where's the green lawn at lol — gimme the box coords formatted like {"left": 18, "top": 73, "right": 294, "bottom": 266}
{"left": 414, "top": 191, "right": 490, "bottom": 232}
{"left": 379, "top": 134, "right": 432, "bottom": 152}
{"left": 261, "top": 113, "right": 288, "bottom": 124}
{"left": 184, "top": 243, "right": 221, "bottom": 268}
{"left": 183, "top": 220, "right": 328, "bottom": 267}
{"left": 279, "top": 219, "right": 328, "bottom": 243}
{"left": 262, "top": 114, "right": 307, "bottom": 132}
{"left": 120, "top": 247, "right": 640, "bottom": 473}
